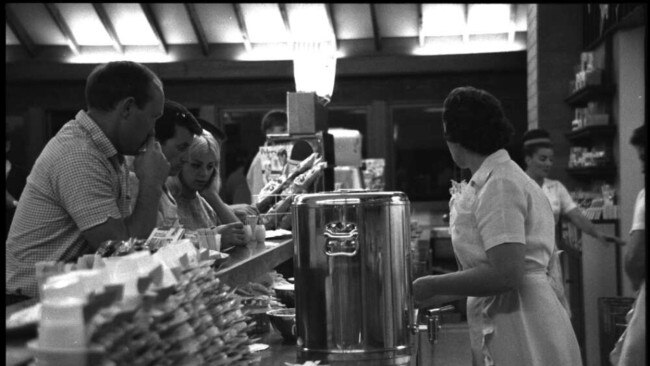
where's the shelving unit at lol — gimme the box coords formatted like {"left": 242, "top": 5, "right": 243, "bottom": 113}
{"left": 564, "top": 85, "right": 615, "bottom": 106}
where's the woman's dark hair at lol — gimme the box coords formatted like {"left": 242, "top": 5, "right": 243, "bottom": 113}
{"left": 522, "top": 128, "right": 553, "bottom": 157}
{"left": 261, "top": 109, "right": 287, "bottom": 134}
{"left": 85, "top": 61, "right": 161, "bottom": 112}
{"left": 630, "top": 124, "right": 646, "bottom": 148}
{"left": 442, "top": 86, "right": 514, "bottom": 155}
{"left": 155, "top": 100, "right": 202, "bottom": 145}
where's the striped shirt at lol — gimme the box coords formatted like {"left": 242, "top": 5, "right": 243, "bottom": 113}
{"left": 6, "top": 110, "right": 132, "bottom": 298}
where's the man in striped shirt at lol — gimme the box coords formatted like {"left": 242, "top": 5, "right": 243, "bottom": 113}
{"left": 6, "top": 61, "right": 170, "bottom": 304}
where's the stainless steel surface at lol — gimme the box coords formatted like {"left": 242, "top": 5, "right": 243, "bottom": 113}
{"left": 414, "top": 305, "right": 456, "bottom": 366}
{"left": 292, "top": 191, "right": 413, "bottom": 365}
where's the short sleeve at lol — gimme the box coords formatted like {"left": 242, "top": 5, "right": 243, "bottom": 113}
{"left": 476, "top": 177, "right": 527, "bottom": 250}
{"left": 631, "top": 189, "right": 645, "bottom": 233}
{"left": 53, "top": 152, "right": 122, "bottom": 231}
{"left": 556, "top": 181, "right": 578, "bottom": 215}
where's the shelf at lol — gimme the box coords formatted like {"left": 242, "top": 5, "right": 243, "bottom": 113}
{"left": 565, "top": 125, "right": 617, "bottom": 143}
{"left": 565, "top": 85, "right": 615, "bottom": 106}
{"left": 566, "top": 166, "right": 617, "bottom": 178}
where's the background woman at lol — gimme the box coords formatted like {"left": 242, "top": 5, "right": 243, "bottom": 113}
{"left": 413, "top": 86, "right": 582, "bottom": 366}
{"left": 522, "top": 128, "right": 624, "bottom": 314}
{"left": 168, "top": 130, "right": 246, "bottom": 249}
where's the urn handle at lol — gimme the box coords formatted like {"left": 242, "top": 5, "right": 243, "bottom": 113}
{"left": 324, "top": 222, "right": 359, "bottom": 257}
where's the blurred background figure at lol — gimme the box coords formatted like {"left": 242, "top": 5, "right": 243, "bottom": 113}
{"left": 522, "top": 128, "right": 624, "bottom": 316}
{"left": 246, "top": 110, "right": 287, "bottom": 203}
{"left": 610, "top": 124, "right": 646, "bottom": 366}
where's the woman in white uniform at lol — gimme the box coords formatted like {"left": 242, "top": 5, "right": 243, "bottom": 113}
{"left": 610, "top": 124, "right": 645, "bottom": 366}
{"left": 413, "top": 86, "right": 582, "bottom": 366}
{"left": 522, "top": 128, "right": 624, "bottom": 315}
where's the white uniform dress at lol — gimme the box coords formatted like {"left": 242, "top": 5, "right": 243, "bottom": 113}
{"left": 541, "top": 178, "right": 578, "bottom": 316}
{"left": 611, "top": 189, "right": 645, "bottom": 366}
{"left": 449, "top": 150, "right": 582, "bottom": 366}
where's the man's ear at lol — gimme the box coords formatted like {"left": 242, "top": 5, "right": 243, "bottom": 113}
{"left": 117, "top": 97, "right": 137, "bottom": 119}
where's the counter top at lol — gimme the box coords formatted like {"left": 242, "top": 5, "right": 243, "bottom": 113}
{"left": 5, "top": 238, "right": 295, "bottom": 366}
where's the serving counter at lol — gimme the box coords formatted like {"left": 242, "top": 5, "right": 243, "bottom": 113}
{"left": 5, "top": 237, "right": 298, "bottom": 366}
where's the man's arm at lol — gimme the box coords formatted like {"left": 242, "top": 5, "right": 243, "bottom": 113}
{"left": 81, "top": 137, "right": 169, "bottom": 251}
{"left": 625, "top": 229, "right": 646, "bottom": 291}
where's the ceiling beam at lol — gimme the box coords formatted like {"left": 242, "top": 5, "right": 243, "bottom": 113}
{"left": 140, "top": 4, "right": 168, "bottom": 54}
{"left": 232, "top": 4, "right": 252, "bottom": 52}
{"left": 508, "top": 4, "right": 517, "bottom": 43}
{"left": 278, "top": 4, "right": 292, "bottom": 42}
{"left": 325, "top": 4, "right": 339, "bottom": 50}
{"left": 417, "top": 4, "right": 424, "bottom": 47}
{"left": 184, "top": 3, "right": 209, "bottom": 56}
{"left": 5, "top": 5, "right": 36, "bottom": 57}
{"left": 369, "top": 4, "right": 381, "bottom": 51}
{"left": 462, "top": 4, "right": 470, "bottom": 43}
{"left": 92, "top": 3, "right": 124, "bottom": 54}
{"left": 44, "top": 3, "right": 80, "bottom": 55}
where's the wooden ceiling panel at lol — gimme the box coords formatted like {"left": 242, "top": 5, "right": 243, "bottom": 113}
{"left": 102, "top": 3, "right": 159, "bottom": 46}
{"left": 151, "top": 3, "right": 196, "bottom": 44}
{"left": 375, "top": 4, "right": 419, "bottom": 38}
{"left": 333, "top": 3, "right": 373, "bottom": 40}
{"left": 195, "top": 3, "right": 243, "bottom": 44}
{"left": 8, "top": 3, "right": 67, "bottom": 45}
{"left": 55, "top": 3, "right": 113, "bottom": 46}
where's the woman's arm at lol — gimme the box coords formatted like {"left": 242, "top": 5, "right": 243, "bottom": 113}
{"left": 565, "top": 207, "right": 624, "bottom": 246}
{"left": 413, "top": 242, "right": 525, "bottom": 307}
{"left": 625, "top": 229, "right": 646, "bottom": 291}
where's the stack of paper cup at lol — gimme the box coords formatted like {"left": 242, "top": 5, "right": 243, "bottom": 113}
{"left": 38, "top": 297, "right": 87, "bottom": 350}
{"left": 41, "top": 272, "right": 87, "bottom": 302}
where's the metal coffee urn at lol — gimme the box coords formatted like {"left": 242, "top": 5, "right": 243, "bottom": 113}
{"left": 292, "top": 190, "right": 447, "bottom": 365}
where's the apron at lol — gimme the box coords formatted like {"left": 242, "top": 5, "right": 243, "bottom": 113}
{"left": 449, "top": 181, "right": 582, "bottom": 366}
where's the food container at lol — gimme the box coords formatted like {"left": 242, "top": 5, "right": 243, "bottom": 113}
{"left": 292, "top": 190, "right": 414, "bottom": 365}
{"left": 267, "top": 308, "right": 297, "bottom": 342}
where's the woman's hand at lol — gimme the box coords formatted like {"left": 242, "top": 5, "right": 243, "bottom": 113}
{"left": 199, "top": 170, "right": 220, "bottom": 200}
{"left": 230, "top": 204, "right": 260, "bottom": 223}
{"left": 216, "top": 222, "right": 246, "bottom": 247}
{"left": 603, "top": 235, "right": 625, "bottom": 246}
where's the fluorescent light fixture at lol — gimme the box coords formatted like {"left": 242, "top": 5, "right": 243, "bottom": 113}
{"left": 422, "top": 4, "right": 466, "bottom": 37}
{"left": 293, "top": 41, "right": 338, "bottom": 102}
{"left": 467, "top": 4, "right": 511, "bottom": 35}
{"left": 65, "top": 48, "right": 176, "bottom": 64}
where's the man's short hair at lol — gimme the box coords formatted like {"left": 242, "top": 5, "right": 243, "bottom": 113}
{"left": 261, "top": 109, "right": 287, "bottom": 134}
{"left": 85, "top": 61, "right": 161, "bottom": 112}
{"left": 155, "top": 100, "right": 202, "bottom": 145}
